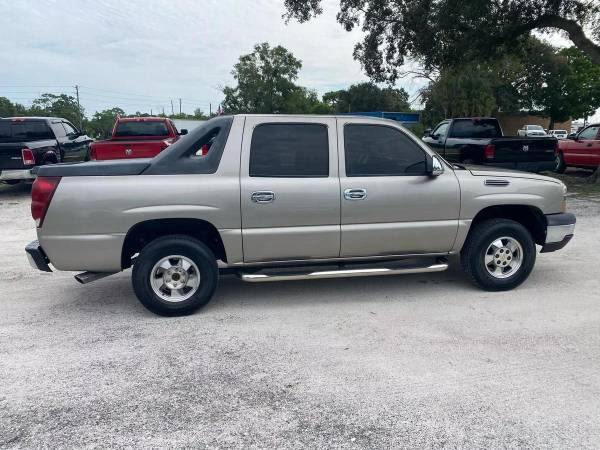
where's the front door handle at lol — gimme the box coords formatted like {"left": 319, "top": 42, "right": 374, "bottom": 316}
{"left": 251, "top": 191, "right": 275, "bottom": 203}
{"left": 344, "top": 188, "right": 367, "bottom": 201}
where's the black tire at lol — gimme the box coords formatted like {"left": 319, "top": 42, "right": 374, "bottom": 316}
{"left": 3, "top": 180, "right": 21, "bottom": 185}
{"left": 554, "top": 152, "right": 566, "bottom": 173}
{"left": 461, "top": 219, "right": 536, "bottom": 291}
{"left": 132, "top": 235, "right": 218, "bottom": 316}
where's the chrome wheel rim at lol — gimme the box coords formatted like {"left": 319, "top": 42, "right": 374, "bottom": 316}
{"left": 150, "top": 255, "right": 200, "bottom": 302}
{"left": 484, "top": 237, "right": 523, "bottom": 279}
{"left": 555, "top": 154, "right": 561, "bottom": 170}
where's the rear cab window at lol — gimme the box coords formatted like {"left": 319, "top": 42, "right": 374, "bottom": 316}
{"left": 449, "top": 119, "right": 502, "bottom": 138}
{"left": 249, "top": 123, "right": 329, "bottom": 177}
{"left": 0, "top": 120, "right": 54, "bottom": 141}
{"left": 115, "top": 121, "right": 169, "bottom": 137}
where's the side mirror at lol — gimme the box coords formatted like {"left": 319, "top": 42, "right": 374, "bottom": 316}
{"left": 68, "top": 131, "right": 81, "bottom": 140}
{"left": 423, "top": 128, "right": 432, "bottom": 138}
{"left": 567, "top": 133, "right": 577, "bottom": 140}
{"left": 179, "top": 129, "right": 188, "bottom": 135}
{"left": 426, "top": 154, "right": 445, "bottom": 177}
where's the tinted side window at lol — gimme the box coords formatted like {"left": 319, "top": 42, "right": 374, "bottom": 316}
{"left": 62, "top": 122, "right": 78, "bottom": 135}
{"left": 433, "top": 122, "right": 449, "bottom": 137}
{"left": 51, "top": 122, "right": 66, "bottom": 138}
{"left": 0, "top": 122, "right": 11, "bottom": 139}
{"left": 449, "top": 119, "right": 501, "bottom": 138}
{"left": 344, "top": 124, "right": 427, "bottom": 177}
{"left": 249, "top": 123, "right": 329, "bottom": 177}
{"left": 579, "top": 126, "right": 599, "bottom": 140}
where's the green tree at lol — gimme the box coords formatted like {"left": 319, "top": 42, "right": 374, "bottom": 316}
{"left": 86, "top": 107, "right": 125, "bottom": 139}
{"left": 222, "top": 42, "right": 303, "bottom": 113}
{"left": 323, "top": 82, "right": 410, "bottom": 112}
{"left": 30, "top": 93, "right": 84, "bottom": 128}
{"left": 284, "top": 0, "right": 600, "bottom": 82}
{"left": 282, "top": 87, "right": 332, "bottom": 114}
{"left": 421, "top": 64, "right": 497, "bottom": 125}
{"left": 518, "top": 45, "right": 600, "bottom": 127}
{"left": 0, "top": 97, "right": 27, "bottom": 117}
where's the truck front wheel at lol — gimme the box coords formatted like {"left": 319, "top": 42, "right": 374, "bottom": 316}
{"left": 132, "top": 235, "right": 218, "bottom": 316}
{"left": 461, "top": 219, "right": 536, "bottom": 291}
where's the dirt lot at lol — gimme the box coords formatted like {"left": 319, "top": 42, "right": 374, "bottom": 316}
{"left": 1, "top": 181, "right": 600, "bottom": 448}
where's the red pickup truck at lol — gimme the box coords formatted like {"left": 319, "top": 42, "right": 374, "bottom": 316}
{"left": 90, "top": 117, "right": 187, "bottom": 160}
{"left": 555, "top": 123, "right": 600, "bottom": 172}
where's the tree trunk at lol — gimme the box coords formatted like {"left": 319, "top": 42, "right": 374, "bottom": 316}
{"left": 535, "top": 16, "right": 600, "bottom": 65}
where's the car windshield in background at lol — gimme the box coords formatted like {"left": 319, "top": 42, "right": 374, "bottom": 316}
{"left": 529, "top": 125, "right": 544, "bottom": 131}
{"left": 115, "top": 121, "right": 169, "bottom": 137}
{"left": 0, "top": 120, "right": 54, "bottom": 141}
{"left": 449, "top": 119, "right": 501, "bottom": 138}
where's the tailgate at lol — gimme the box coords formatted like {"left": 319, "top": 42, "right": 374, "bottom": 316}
{"left": 91, "top": 140, "right": 168, "bottom": 160}
{"left": 0, "top": 142, "right": 27, "bottom": 170}
{"left": 491, "top": 137, "right": 556, "bottom": 163}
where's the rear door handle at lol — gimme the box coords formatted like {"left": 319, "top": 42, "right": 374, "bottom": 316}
{"left": 251, "top": 191, "right": 275, "bottom": 203}
{"left": 344, "top": 188, "right": 367, "bottom": 200}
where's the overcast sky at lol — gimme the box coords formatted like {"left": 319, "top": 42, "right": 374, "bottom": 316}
{"left": 0, "top": 0, "right": 596, "bottom": 121}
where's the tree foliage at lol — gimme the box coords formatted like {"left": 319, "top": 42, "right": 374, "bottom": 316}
{"left": 323, "top": 82, "right": 410, "bottom": 113}
{"left": 284, "top": 0, "right": 600, "bottom": 82}
{"left": 29, "top": 93, "right": 84, "bottom": 126}
{"left": 222, "top": 42, "right": 304, "bottom": 113}
{"left": 421, "top": 39, "right": 600, "bottom": 126}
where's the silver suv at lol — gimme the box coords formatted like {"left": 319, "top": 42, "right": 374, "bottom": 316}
{"left": 26, "top": 115, "right": 576, "bottom": 315}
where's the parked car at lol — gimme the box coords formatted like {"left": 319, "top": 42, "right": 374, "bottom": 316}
{"left": 518, "top": 125, "right": 547, "bottom": 137}
{"left": 89, "top": 117, "right": 187, "bottom": 160}
{"left": 555, "top": 123, "right": 600, "bottom": 173}
{"left": 0, "top": 117, "right": 92, "bottom": 184}
{"left": 422, "top": 118, "right": 557, "bottom": 172}
{"left": 26, "top": 115, "right": 575, "bottom": 316}
{"left": 550, "top": 129, "right": 568, "bottom": 139}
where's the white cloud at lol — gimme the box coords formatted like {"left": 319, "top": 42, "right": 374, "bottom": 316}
{"left": 0, "top": 0, "right": 596, "bottom": 120}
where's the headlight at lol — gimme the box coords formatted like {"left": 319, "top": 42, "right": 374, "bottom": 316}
{"left": 561, "top": 182, "right": 567, "bottom": 196}
{"left": 560, "top": 182, "right": 567, "bottom": 212}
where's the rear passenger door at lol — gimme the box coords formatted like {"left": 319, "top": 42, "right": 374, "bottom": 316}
{"left": 338, "top": 118, "right": 460, "bottom": 258}
{"left": 240, "top": 117, "right": 340, "bottom": 263}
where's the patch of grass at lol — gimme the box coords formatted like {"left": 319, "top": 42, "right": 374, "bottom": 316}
{"left": 541, "top": 169, "right": 600, "bottom": 198}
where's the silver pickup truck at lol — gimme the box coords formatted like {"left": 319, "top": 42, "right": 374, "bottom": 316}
{"left": 26, "top": 115, "right": 576, "bottom": 316}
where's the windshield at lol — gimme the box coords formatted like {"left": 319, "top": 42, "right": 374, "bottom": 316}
{"left": 528, "top": 125, "right": 544, "bottom": 131}
{"left": 115, "top": 121, "right": 169, "bottom": 137}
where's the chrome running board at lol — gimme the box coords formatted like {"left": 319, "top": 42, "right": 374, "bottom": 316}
{"left": 239, "top": 260, "right": 448, "bottom": 283}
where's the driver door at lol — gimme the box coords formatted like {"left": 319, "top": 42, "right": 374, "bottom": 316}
{"left": 338, "top": 118, "right": 460, "bottom": 258}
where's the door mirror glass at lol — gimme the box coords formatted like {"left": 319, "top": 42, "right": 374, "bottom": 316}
{"left": 179, "top": 128, "right": 188, "bottom": 135}
{"left": 423, "top": 128, "right": 432, "bottom": 137}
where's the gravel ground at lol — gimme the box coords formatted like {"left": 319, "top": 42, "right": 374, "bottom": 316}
{"left": 1, "top": 183, "right": 600, "bottom": 449}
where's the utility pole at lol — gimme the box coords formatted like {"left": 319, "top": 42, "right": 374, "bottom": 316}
{"left": 170, "top": 100, "right": 174, "bottom": 116}
{"left": 209, "top": 103, "right": 212, "bottom": 116}
{"left": 74, "top": 85, "right": 83, "bottom": 130}
{"left": 162, "top": 106, "right": 165, "bottom": 116}
{"left": 150, "top": 108, "right": 153, "bottom": 115}
{"left": 179, "top": 98, "right": 182, "bottom": 115}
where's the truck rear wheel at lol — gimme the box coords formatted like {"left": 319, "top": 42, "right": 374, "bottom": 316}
{"left": 132, "top": 235, "right": 218, "bottom": 316}
{"left": 461, "top": 219, "right": 536, "bottom": 291}
{"left": 554, "top": 152, "right": 566, "bottom": 173}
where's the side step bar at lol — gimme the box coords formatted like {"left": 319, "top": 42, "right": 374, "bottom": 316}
{"left": 74, "top": 271, "right": 116, "bottom": 284}
{"left": 239, "top": 260, "right": 448, "bottom": 283}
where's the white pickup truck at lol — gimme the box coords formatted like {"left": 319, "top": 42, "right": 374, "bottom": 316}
{"left": 26, "top": 115, "right": 575, "bottom": 316}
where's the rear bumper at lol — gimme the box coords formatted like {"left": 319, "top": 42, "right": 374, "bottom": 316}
{"left": 1, "top": 169, "right": 35, "bottom": 181}
{"left": 25, "top": 240, "right": 52, "bottom": 272}
{"left": 541, "top": 213, "right": 576, "bottom": 253}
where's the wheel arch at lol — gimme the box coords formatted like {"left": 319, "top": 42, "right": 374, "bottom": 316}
{"left": 468, "top": 204, "right": 547, "bottom": 245}
{"left": 121, "top": 218, "right": 227, "bottom": 269}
